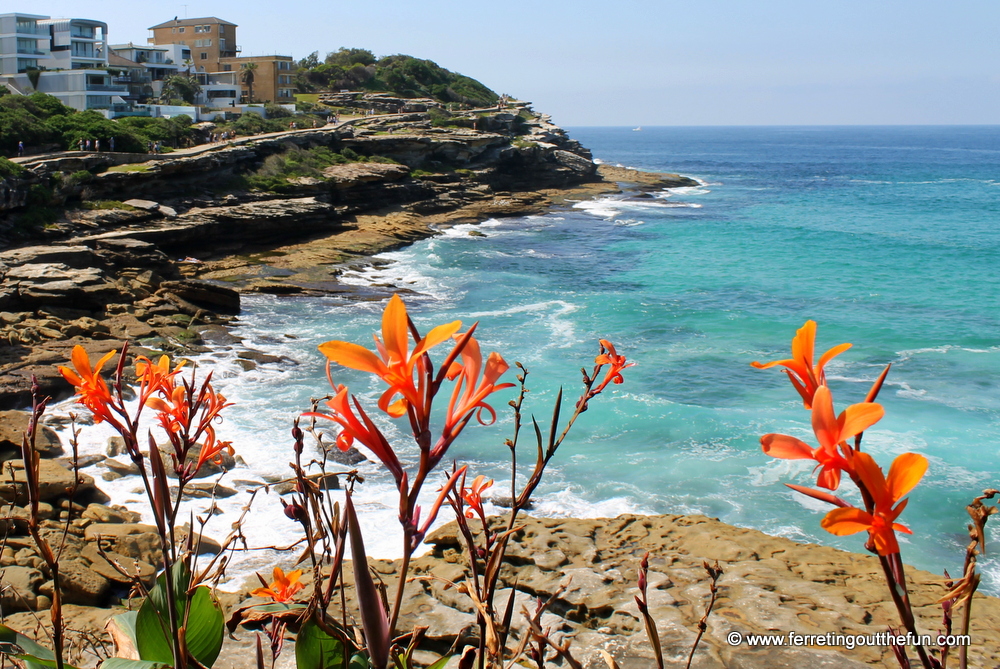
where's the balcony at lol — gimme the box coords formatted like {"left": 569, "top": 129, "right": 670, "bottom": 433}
{"left": 16, "top": 48, "right": 48, "bottom": 56}
{"left": 87, "top": 83, "right": 129, "bottom": 92}
{"left": 15, "top": 24, "right": 44, "bottom": 35}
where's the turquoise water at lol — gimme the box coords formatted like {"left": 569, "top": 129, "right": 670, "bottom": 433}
{"left": 59, "top": 127, "right": 1000, "bottom": 588}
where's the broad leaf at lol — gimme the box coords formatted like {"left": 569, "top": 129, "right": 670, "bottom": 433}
{"left": 101, "top": 659, "right": 171, "bottom": 669}
{"left": 424, "top": 657, "right": 452, "bottom": 669}
{"left": 136, "top": 561, "right": 224, "bottom": 667}
{"left": 0, "top": 624, "right": 81, "bottom": 669}
{"left": 295, "top": 618, "right": 345, "bottom": 669}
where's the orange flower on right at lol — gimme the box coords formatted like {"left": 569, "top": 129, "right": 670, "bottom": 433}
{"left": 751, "top": 320, "right": 851, "bottom": 409}
{"left": 760, "top": 385, "right": 883, "bottom": 490}
{"left": 821, "top": 452, "right": 928, "bottom": 555}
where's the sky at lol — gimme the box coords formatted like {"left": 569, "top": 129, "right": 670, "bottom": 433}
{"left": 26, "top": 0, "right": 1000, "bottom": 126}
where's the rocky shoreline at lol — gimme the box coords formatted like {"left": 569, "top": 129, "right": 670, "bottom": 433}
{"left": 0, "top": 106, "right": 695, "bottom": 409}
{"left": 6, "top": 110, "right": 989, "bottom": 669}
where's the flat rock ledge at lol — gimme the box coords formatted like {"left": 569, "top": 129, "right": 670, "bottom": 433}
{"left": 218, "top": 514, "right": 1000, "bottom": 669}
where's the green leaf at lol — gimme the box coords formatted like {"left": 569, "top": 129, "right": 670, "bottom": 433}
{"left": 424, "top": 657, "right": 452, "bottom": 669}
{"left": 112, "top": 611, "right": 139, "bottom": 646}
{"left": 295, "top": 618, "right": 345, "bottom": 669}
{"left": 349, "top": 652, "right": 370, "bottom": 669}
{"left": 247, "top": 602, "right": 308, "bottom": 615}
{"left": 0, "top": 624, "right": 81, "bottom": 669}
{"left": 101, "top": 659, "right": 171, "bottom": 669}
{"left": 183, "top": 585, "right": 225, "bottom": 666}
{"left": 136, "top": 561, "right": 190, "bottom": 665}
{"left": 136, "top": 561, "right": 224, "bottom": 668}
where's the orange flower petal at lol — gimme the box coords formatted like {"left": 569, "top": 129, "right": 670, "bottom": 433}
{"left": 381, "top": 294, "right": 410, "bottom": 364}
{"left": 885, "top": 453, "right": 928, "bottom": 503}
{"left": 817, "top": 342, "right": 852, "bottom": 370}
{"left": 412, "top": 320, "right": 463, "bottom": 360}
{"left": 810, "top": 386, "right": 840, "bottom": 450}
{"left": 761, "top": 434, "right": 814, "bottom": 459}
{"left": 318, "top": 340, "right": 387, "bottom": 375}
{"left": 821, "top": 507, "right": 872, "bottom": 536}
{"left": 837, "top": 402, "right": 884, "bottom": 442}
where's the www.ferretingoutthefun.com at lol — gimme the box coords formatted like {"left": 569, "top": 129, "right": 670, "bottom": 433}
{"left": 726, "top": 631, "right": 971, "bottom": 651}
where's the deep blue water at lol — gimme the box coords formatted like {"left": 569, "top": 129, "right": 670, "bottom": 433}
{"left": 63, "top": 126, "right": 1000, "bottom": 588}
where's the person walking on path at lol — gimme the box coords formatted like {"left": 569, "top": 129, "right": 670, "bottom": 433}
{"left": 17, "top": 141, "right": 24, "bottom": 157}
{"left": 109, "top": 137, "right": 115, "bottom": 152}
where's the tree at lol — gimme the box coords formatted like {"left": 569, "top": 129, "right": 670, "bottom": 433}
{"left": 160, "top": 74, "right": 201, "bottom": 105}
{"left": 241, "top": 62, "right": 258, "bottom": 103}
{"left": 298, "top": 51, "right": 319, "bottom": 69}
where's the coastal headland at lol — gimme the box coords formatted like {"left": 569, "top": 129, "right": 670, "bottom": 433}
{"left": 1, "top": 107, "right": 994, "bottom": 668}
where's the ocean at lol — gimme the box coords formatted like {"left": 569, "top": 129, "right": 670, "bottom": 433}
{"left": 52, "top": 126, "right": 1000, "bottom": 591}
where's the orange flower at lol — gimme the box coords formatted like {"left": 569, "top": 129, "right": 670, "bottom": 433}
{"left": 307, "top": 384, "right": 403, "bottom": 483}
{"left": 134, "top": 354, "right": 183, "bottom": 401}
{"left": 441, "top": 335, "right": 514, "bottom": 445}
{"left": 250, "top": 567, "right": 304, "bottom": 603}
{"left": 58, "top": 345, "right": 118, "bottom": 425}
{"left": 751, "top": 320, "right": 852, "bottom": 409}
{"left": 761, "top": 385, "right": 883, "bottom": 490}
{"left": 593, "top": 339, "right": 635, "bottom": 394}
{"left": 195, "top": 428, "right": 234, "bottom": 472}
{"left": 462, "top": 474, "right": 494, "bottom": 519}
{"left": 318, "top": 294, "right": 461, "bottom": 419}
{"left": 821, "top": 451, "right": 928, "bottom": 555}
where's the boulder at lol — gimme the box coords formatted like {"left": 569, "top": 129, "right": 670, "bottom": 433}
{"left": 0, "top": 459, "right": 101, "bottom": 504}
{"left": 8, "top": 263, "right": 118, "bottom": 309}
{"left": 0, "top": 245, "right": 97, "bottom": 270}
{"left": 0, "top": 410, "right": 64, "bottom": 461}
{"left": 81, "top": 543, "right": 155, "bottom": 586}
{"left": 0, "top": 565, "right": 43, "bottom": 611}
{"left": 85, "top": 523, "right": 163, "bottom": 565}
{"left": 158, "top": 280, "right": 240, "bottom": 314}
{"left": 59, "top": 558, "right": 111, "bottom": 605}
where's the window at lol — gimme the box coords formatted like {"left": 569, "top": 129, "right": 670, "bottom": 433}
{"left": 178, "top": 27, "right": 185, "bottom": 33}
{"left": 223, "top": 64, "right": 231, "bottom": 71}
{"left": 200, "top": 52, "right": 207, "bottom": 60}
{"left": 219, "top": 25, "right": 225, "bottom": 34}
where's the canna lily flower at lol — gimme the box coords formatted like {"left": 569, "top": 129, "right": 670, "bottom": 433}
{"left": 820, "top": 451, "right": 928, "bottom": 555}
{"left": 441, "top": 335, "right": 515, "bottom": 444}
{"left": 761, "top": 385, "right": 884, "bottom": 490}
{"left": 58, "top": 345, "right": 118, "bottom": 425}
{"left": 593, "top": 339, "right": 635, "bottom": 394}
{"left": 194, "top": 427, "right": 234, "bottom": 473}
{"left": 134, "top": 354, "right": 184, "bottom": 401}
{"left": 318, "top": 294, "right": 461, "bottom": 419}
{"left": 751, "top": 320, "right": 852, "bottom": 409}
{"left": 306, "top": 384, "right": 404, "bottom": 484}
{"left": 461, "top": 474, "right": 494, "bottom": 519}
{"left": 250, "top": 567, "right": 305, "bottom": 603}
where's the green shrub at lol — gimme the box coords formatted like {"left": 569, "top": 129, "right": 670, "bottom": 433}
{"left": 0, "top": 157, "right": 25, "bottom": 178}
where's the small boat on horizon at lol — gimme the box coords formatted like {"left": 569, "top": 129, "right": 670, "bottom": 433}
{"left": 633, "top": 126, "right": 642, "bottom": 131}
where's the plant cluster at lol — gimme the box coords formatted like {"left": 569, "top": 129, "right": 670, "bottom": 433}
{"left": 294, "top": 49, "right": 498, "bottom": 108}
{"left": 7, "top": 309, "right": 996, "bottom": 669}
{"left": 5, "top": 295, "right": 633, "bottom": 669}
{"left": 246, "top": 145, "right": 399, "bottom": 192}
{"left": 751, "top": 321, "right": 997, "bottom": 669}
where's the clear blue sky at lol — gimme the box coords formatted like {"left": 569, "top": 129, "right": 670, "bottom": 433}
{"left": 29, "top": 0, "right": 1000, "bottom": 126}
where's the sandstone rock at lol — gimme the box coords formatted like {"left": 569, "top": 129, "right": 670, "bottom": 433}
{"left": 0, "top": 410, "right": 64, "bottom": 460}
{"left": 81, "top": 543, "right": 155, "bottom": 586}
{"left": 0, "top": 459, "right": 101, "bottom": 504}
{"left": 85, "top": 523, "right": 162, "bottom": 567}
{"left": 158, "top": 279, "right": 240, "bottom": 314}
{"left": 0, "top": 565, "right": 43, "bottom": 611}
{"left": 171, "top": 482, "right": 238, "bottom": 499}
{"left": 122, "top": 199, "right": 160, "bottom": 211}
{"left": 59, "top": 558, "right": 111, "bottom": 605}
{"left": 0, "top": 245, "right": 97, "bottom": 270}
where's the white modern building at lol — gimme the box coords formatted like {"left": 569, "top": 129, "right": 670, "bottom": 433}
{"left": 0, "top": 13, "right": 128, "bottom": 111}
{"left": 39, "top": 18, "right": 108, "bottom": 70}
{"left": 0, "top": 13, "right": 52, "bottom": 76}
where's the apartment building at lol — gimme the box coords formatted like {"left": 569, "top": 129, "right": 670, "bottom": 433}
{"left": 0, "top": 13, "right": 51, "bottom": 76}
{"left": 0, "top": 12, "right": 126, "bottom": 110}
{"left": 219, "top": 54, "right": 295, "bottom": 103}
{"left": 148, "top": 16, "right": 294, "bottom": 103}
{"left": 148, "top": 17, "right": 238, "bottom": 65}
{"left": 39, "top": 18, "right": 108, "bottom": 70}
